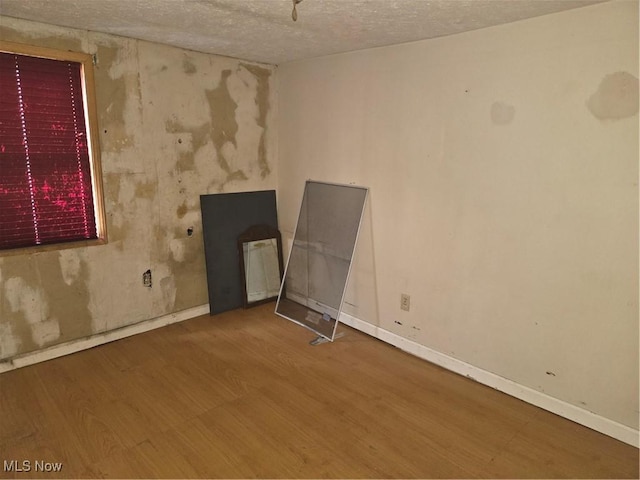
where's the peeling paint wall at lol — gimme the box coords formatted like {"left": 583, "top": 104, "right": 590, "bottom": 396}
{"left": 277, "top": 1, "right": 639, "bottom": 429}
{"left": 0, "top": 17, "right": 276, "bottom": 359}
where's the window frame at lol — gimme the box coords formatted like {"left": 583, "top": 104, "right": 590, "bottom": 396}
{"left": 0, "top": 41, "right": 107, "bottom": 256}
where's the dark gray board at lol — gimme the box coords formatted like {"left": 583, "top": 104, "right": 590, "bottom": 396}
{"left": 200, "top": 190, "right": 278, "bottom": 315}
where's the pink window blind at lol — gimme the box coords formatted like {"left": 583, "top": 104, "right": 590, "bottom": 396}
{"left": 0, "top": 51, "right": 97, "bottom": 250}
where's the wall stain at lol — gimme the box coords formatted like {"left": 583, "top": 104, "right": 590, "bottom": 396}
{"left": 205, "top": 69, "right": 238, "bottom": 176}
{"left": 105, "top": 212, "right": 127, "bottom": 250}
{"left": 41, "top": 252, "right": 93, "bottom": 341}
{"left": 227, "top": 170, "right": 248, "bottom": 182}
{"left": 587, "top": 71, "right": 639, "bottom": 121}
{"left": 103, "top": 172, "right": 122, "bottom": 202}
{"left": 1, "top": 259, "right": 42, "bottom": 354}
{"left": 167, "top": 67, "right": 268, "bottom": 188}
{"left": 135, "top": 180, "right": 157, "bottom": 200}
{"left": 491, "top": 101, "right": 516, "bottom": 125}
{"left": 152, "top": 226, "right": 208, "bottom": 311}
{"left": 101, "top": 172, "right": 129, "bottom": 249}
{"left": 241, "top": 63, "right": 272, "bottom": 178}
{"left": 0, "top": 26, "right": 83, "bottom": 52}
{"left": 0, "top": 252, "right": 93, "bottom": 359}
{"left": 0, "top": 258, "right": 39, "bottom": 357}
{"left": 176, "top": 151, "right": 196, "bottom": 174}
{"left": 95, "top": 45, "right": 136, "bottom": 152}
{"left": 176, "top": 201, "right": 188, "bottom": 219}
{"left": 182, "top": 56, "right": 197, "bottom": 75}
{"left": 1, "top": 21, "right": 275, "bottom": 361}
{"left": 166, "top": 119, "right": 213, "bottom": 173}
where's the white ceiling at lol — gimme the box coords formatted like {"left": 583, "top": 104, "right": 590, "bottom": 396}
{"left": 0, "top": 0, "right": 606, "bottom": 65}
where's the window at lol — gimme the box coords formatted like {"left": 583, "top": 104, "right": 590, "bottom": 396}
{"left": 0, "top": 42, "right": 106, "bottom": 253}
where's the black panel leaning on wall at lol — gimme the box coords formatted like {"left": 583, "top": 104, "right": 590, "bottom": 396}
{"left": 200, "top": 190, "right": 278, "bottom": 315}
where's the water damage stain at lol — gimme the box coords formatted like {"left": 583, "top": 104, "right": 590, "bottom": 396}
{"left": 176, "top": 201, "right": 188, "bottom": 219}
{"left": 95, "top": 44, "right": 137, "bottom": 152}
{"left": 183, "top": 56, "right": 197, "bottom": 75}
{"left": 152, "top": 225, "right": 208, "bottom": 311}
{"left": 587, "top": 71, "right": 639, "bottom": 121}
{"left": 0, "top": 26, "right": 82, "bottom": 52}
{"left": 0, "top": 251, "right": 93, "bottom": 359}
{"left": 206, "top": 69, "right": 238, "bottom": 174}
{"left": 241, "top": 63, "right": 272, "bottom": 178}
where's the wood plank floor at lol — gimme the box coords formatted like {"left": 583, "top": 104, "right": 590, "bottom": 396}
{"left": 0, "top": 303, "right": 637, "bottom": 478}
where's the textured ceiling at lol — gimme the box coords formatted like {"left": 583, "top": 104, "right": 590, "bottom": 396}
{"left": 0, "top": 0, "right": 606, "bottom": 65}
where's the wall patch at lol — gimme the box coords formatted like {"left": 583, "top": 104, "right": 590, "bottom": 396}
{"left": 491, "top": 101, "right": 516, "bottom": 125}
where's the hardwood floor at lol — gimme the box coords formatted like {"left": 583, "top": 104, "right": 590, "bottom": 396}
{"left": 0, "top": 304, "right": 637, "bottom": 478}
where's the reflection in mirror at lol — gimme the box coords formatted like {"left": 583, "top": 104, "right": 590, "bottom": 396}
{"left": 244, "top": 239, "right": 280, "bottom": 302}
{"left": 238, "top": 225, "right": 284, "bottom": 308}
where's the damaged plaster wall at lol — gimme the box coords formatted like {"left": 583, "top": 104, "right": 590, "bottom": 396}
{"left": 277, "top": 0, "right": 638, "bottom": 430}
{"left": 0, "top": 17, "right": 276, "bottom": 359}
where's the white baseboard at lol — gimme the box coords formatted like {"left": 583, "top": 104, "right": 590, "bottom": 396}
{"left": 2, "top": 304, "right": 637, "bottom": 448}
{"left": 0, "top": 304, "right": 210, "bottom": 374}
{"left": 339, "top": 312, "right": 640, "bottom": 448}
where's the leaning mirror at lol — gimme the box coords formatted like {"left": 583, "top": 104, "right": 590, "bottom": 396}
{"left": 238, "top": 224, "right": 284, "bottom": 308}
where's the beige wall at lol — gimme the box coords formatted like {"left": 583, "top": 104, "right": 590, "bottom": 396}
{"left": 277, "top": 1, "right": 639, "bottom": 429}
{"left": 0, "top": 18, "right": 277, "bottom": 359}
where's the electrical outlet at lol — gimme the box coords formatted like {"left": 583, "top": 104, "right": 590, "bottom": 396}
{"left": 400, "top": 293, "right": 410, "bottom": 312}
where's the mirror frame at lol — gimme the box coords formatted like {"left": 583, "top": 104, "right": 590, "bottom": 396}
{"left": 237, "top": 224, "right": 284, "bottom": 309}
